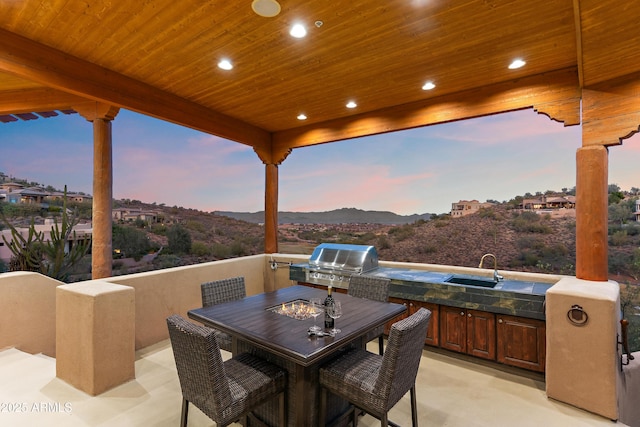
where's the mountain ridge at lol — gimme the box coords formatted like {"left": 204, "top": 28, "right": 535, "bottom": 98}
{"left": 214, "top": 207, "right": 433, "bottom": 225}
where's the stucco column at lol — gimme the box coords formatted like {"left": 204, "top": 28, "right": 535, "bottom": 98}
{"left": 575, "top": 145, "right": 609, "bottom": 281}
{"left": 75, "top": 102, "right": 120, "bottom": 279}
{"left": 264, "top": 163, "right": 278, "bottom": 254}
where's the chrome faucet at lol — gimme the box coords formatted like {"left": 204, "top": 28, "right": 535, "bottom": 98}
{"left": 479, "top": 253, "right": 504, "bottom": 283}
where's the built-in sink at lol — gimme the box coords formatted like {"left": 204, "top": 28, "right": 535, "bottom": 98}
{"left": 445, "top": 275, "right": 498, "bottom": 288}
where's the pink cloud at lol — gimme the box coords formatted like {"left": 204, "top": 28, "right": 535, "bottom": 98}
{"left": 435, "top": 110, "right": 580, "bottom": 146}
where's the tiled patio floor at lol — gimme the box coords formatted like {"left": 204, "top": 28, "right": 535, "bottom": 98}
{"left": 0, "top": 341, "right": 624, "bottom": 426}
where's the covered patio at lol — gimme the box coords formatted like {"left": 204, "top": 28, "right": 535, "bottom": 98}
{"left": 1, "top": 1, "right": 640, "bottom": 425}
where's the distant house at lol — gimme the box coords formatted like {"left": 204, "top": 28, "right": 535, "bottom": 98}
{"left": 0, "top": 182, "right": 24, "bottom": 193}
{"left": 12, "top": 187, "right": 49, "bottom": 204}
{"left": 112, "top": 207, "right": 162, "bottom": 224}
{"left": 634, "top": 200, "right": 640, "bottom": 222}
{"left": 450, "top": 200, "right": 494, "bottom": 218}
{"left": 521, "top": 195, "right": 576, "bottom": 211}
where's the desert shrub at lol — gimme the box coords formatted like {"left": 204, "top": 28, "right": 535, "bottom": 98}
{"left": 419, "top": 244, "right": 438, "bottom": 254}
{"left": 478, "top": 208, "right": 496, "bottom": 219}
{"left": 149, "top": 223, "right": 167, "bottom": 235}
{"left": 388, "top": 224, "right": 414, "bottom": 241}
{"left": 191, "top": 241, "right": 211, "bottom": 257}
{"left": 620, "top": 283, "right": 640, "bottom": 352}
{"left": 112, "top": 224, "right": 151, "bottom": 261}
{"left": 511, "top": 211, "right": 552, "bottom": 233}
{"left": 229, "top": 241, "right": 248, "bottom": 257}
{"left": 516, "top": 236, "right": 545, "bottom": 250}
{"left": 378, "top": 235, "right": 391, "bottom": 249}
{"left": 167, "top": 224, "right": 192, "bottom": 254}
{"left": 186, "top": 220, "right": 206, "bottom": 233}
{"left": 610, "top": 230, "right": 629, "bottom": 246}
{"left": 211, "top": 243, "right": 232, "bottom": 259}
{"left": 152, "top": 254, "right": 184, "bottom": 270}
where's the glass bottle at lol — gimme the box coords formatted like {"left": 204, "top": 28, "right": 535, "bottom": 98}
{"left": 324, "top": 286, "right": 335, "bottom": 329}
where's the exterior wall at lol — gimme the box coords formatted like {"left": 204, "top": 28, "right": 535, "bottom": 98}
{"left": 0, "top": 271, "right": 62, "bottom": 356}
{"left": 102, "top": 254, "right": 269, "bottom": 349}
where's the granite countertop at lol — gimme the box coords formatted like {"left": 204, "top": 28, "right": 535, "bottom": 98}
{"left": 289, "top": 264, "right": 554, "bottom": 320}
{"left": 365, "top": 267, "right": 552, "bottom": 320}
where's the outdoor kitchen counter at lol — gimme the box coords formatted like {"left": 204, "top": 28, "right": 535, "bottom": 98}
{"left": 289, "top": 264, "right": 554, "bottom": 320}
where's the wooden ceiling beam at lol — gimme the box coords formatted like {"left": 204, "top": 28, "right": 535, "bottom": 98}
{"left": 273, "top": 67, "right": 581, "bottom": 152}
{"left": 0, "top": 87, "right": 88, "bottom": 115}
{"left": 0, "top": 28, "right": 270, "bottom": 147}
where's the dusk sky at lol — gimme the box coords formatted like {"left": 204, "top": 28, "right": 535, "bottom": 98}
{"left": 1, "top": 108, "right": 638, "bottom": 215}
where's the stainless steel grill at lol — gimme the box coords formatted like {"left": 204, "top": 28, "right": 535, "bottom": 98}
{"left": 304, "top": 243, "right": 379, "bottom": 287}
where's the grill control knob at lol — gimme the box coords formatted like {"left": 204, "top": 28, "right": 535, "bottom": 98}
{"left": 329, "top": 274, "right": 335, "bottom": 280}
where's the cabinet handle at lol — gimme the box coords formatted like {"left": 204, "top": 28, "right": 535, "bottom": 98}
{"left": 460, "top": 311, "right": 464, "bottom": 316}
{"left": 468, "top": 313, "right": 472, "bottom": 318}
{"left": 498, "top": 318, "right": 503, "bottom": 323}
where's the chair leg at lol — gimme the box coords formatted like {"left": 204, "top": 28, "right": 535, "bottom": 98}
{"left": 278, "top": 391, "right": 286, "bottom": 427}
{"left": 381, "top": 413, "right": 388, "bottom": 427}
{"left": 319, "top": 387, "right": 327, "bottom": 427}
{"left": 378, "top": 336, "right": 384, "bottom": 355}
{"left": 180, "top": 398, "right": 189, "bottom": 427}
{"left": 410, "top": 385, "right": 418, "bottom": 427}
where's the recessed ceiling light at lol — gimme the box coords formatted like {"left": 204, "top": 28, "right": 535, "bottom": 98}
{"left": 290, "top": 23, "right": 307, "bottom": 38}
{"left": 297, "top": 114, "right": 307, "bottom": 120}
{"left": 251, "top": 0, "right": 281, "bottom": 17}
{"left": 508, "top": 59, "right": 526, "bottom": 69}
{"left": 218, "top": 59, "right": 233, "bottom": 70}
{"left": 346, "top": 101, "right": 357, "bottom": 109}
{"left": 422, "top": 81, "right": 436, "bottom": 90}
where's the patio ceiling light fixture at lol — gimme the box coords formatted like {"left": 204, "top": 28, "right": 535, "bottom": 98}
{"left": 508, "top": 58, "right": 526, "bottom": 69}
{"left": 218, "top": 59, "right": 233, "bottom": 70}
{"left": 252, "top": 0, "right": 281, "bottom": 17}
{"left": 290, "top": 23, "right": 307, "bottom": 38}
{"left": 422, "top": 81, "right": 436, "bottom": 90}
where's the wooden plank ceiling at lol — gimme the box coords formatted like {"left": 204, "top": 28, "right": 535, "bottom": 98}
{"left": 0, "top": 0, "right": 638, "bottom": 154}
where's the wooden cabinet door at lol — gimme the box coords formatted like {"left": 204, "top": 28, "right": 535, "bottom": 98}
{"left": 440, "top": 305, "right": 467, "bottom": 353}
{"left": 496, "top": 314, "right": 546, "bottom": 372}
{"left": 384, "top": 297, "right": 409, "bottom": 335}
{"left": 466, "top": 309, "right": 496, "bottom": 360}
{"left": 410, "top": 301, "right": 439, "bottom": 346}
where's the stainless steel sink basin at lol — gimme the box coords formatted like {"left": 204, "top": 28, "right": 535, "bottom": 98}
{"left": 445, "top": 276, "right": 498, "bottom": 288}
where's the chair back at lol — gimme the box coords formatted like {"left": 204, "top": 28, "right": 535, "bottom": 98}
{"left": 376, "top": 307, "right": 431, "bottom": 408}
{"left": 348, "top": 275, "right": 390, "bottom": 303}
{"left": 201, "top": 276, "right": 246, "bottom": 307}
{"left": 166, "top": 314, "right": 233, "bottom": 416}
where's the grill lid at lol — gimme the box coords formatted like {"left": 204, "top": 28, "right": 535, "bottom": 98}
{"left": 308, "top": 243, "right": 379, "bottom": 273}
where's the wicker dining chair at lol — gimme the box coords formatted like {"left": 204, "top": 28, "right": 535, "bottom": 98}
{"left": 166, "top": 314, "right": 287, "bottom": 427}
{"left": 319, "top": 308, "right": 431, "bottom": 427}
{"left": 348, "top": 274, "right": 391, "bottom": 355}
{"left": 200, "top": 276, "right": 246, "bottom": 352}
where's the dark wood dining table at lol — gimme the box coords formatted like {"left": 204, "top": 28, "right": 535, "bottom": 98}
{"left": 187, "top": 284, "right": 406, "bottom": 427}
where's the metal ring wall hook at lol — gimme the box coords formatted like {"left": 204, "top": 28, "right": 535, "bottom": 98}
{"left": 567, "top": 304, "right": 588, "bottom": 326}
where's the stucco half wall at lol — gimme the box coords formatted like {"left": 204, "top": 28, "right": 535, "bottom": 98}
{"left": 546, "top": 277, "right": 621, "bottom": 420}
{"left": 0, "top": 271, "right": 62, "bottom": 356}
